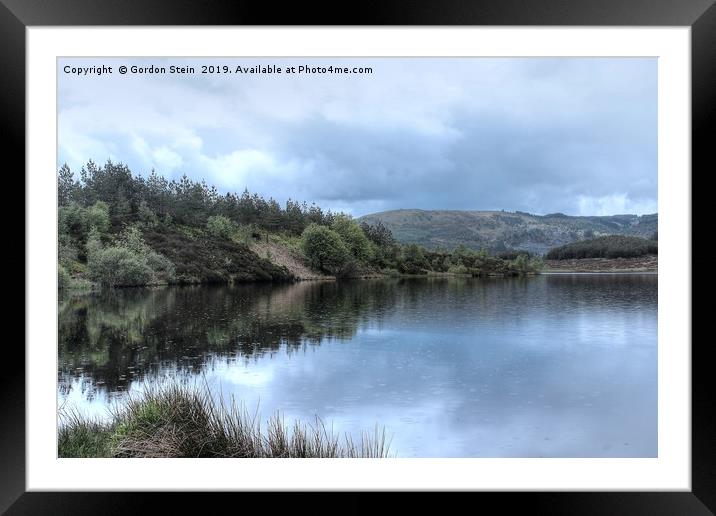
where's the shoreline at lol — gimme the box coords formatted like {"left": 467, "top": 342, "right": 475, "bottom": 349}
{"left": 542, "top": 256, "right": 657, "bottom": 274}
{"left": 60, "top": 257, "right": 659, "bottom": 293}
{"left": 60, "top": 266, "right": 658, "bottom": 292}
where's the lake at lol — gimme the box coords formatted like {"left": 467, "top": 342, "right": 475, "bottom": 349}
{"left": 58, "top": 274, "right": 657, "bottom": 457}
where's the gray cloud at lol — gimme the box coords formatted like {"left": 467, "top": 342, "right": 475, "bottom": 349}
{"left": 59, "top": 57, "right": 657, "bottom": 216}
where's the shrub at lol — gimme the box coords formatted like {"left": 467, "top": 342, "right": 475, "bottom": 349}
{"left": 207, "top": 215, "right": 237, "bottom": 240}
{"left": 511, "top": 253, "right": 530, "bottom": 273}
{"left": 300, "top": 223, "right": 349, "bottom": 273}
{"left": 88, "top": 246, "right": 154, "bottom": 287}
{"left": 447, "top": 263, "right": 468, "bottom": 274}
{"left": 529, "top": 256, "right": 545, "bottom": 271}
{"left": 330, "top": 214, "right": 372, "bottom": 261}
{"left": 118, "top": 225, "right": 151, "bottom": 254}
{"left": 398, "top": 244, "right": 429, "bottom": 274}
{"left": 87, "top": 225, "right": 176, "bottom": 287}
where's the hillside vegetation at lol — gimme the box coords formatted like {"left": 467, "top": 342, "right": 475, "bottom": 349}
{"left": 545, "top": 235, "right": 658, "bottom": 260}
{"left": 58, "top": 161, "right": 541, "bottom": 289}
{"left": 359, "top": 209, "right": 657, "bottom": 255}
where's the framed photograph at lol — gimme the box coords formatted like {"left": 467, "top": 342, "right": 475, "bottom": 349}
{"left": 7, "top": 0, "right": 712, "bottom": 513}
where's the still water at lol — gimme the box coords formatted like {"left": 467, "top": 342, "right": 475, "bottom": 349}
{"left": 58, "top": 274, "right": 657, "bottom": 457}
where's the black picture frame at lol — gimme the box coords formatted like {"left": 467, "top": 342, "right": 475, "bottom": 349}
{"left": 5, "top": 0, "right": 712, "bottom": 513}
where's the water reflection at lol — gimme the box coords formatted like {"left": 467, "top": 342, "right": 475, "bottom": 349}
{"left": 58, "top": 274, "right": 657, "bottom": 457}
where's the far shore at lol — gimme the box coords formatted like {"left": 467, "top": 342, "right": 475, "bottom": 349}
{"left": 543, "top": 255, "right": 657, "bottom": 273}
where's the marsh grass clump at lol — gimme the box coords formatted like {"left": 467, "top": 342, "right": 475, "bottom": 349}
{"left": 59, "top": 383, "right": 394, "bottom": 458}
{"left": 58, "top": 409, "right": 113, "bottom": 458}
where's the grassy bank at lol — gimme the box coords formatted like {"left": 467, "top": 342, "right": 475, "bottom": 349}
{"left": 59, "top": 384, "right": 393, "bottom": 458}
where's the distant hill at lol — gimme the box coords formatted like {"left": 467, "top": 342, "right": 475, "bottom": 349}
{"left": 358, "top": 209, "right": 658, "bottom": 255}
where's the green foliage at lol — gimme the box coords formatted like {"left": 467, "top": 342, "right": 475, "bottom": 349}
{"left": 138, "top": 200, "right": 159, "bottom": 228}
{"left": 529, "top": 256, "right": 545, "bottom": 271}
{"left": 365, "top": 241, "right": 401, "bottom": 270}
{"left": 399, "top": 244, "right": 429, "bottom": 274}
{"left": 86, "top": 201, "right": 110, "bottom": 234}
{"left": 497, "top": 249, "right": 531, "bottom": 261}
{"left": 87, "top": 226, "right": 176, "bottom": 287}
{"left": 511, "top": 253, "right": 530, "bottom": 273}
{"left": 58, "top": 202, "right": 87, "bottom": 237}
{"left": 58, "top": 235, "right": 79, "bottom": 268}
{"left": 300, "top": 223, "right": 349, "bottom": 273}
{"left": 453, "top": 244, "right": 474, "bottom": 265}
{"left": 330, "top": 214, "right": 372, "bottom": 261}
{"left": 58, "top": 264, "right": 71, "bottom": 290}
{"left": 59, "top": 201, "right": 111, "bottom": 266}
{"left": 206, "top": 215, "right": 237, "bottom": 240}
{"left": 233, "top": 223, "right": 260, "bottom": 245}
{"left": 360, "top": 220, "right": 396, "bottom": 248}
{"left": 546, "top": 235, "right": 658, "bottom": 260}
{"left": 447, "top": 263, "right": 469, "bottom": 274}
{"left": 85, "top": 227, "right": 103, "bottom": 259}
{"left": 88, "top": 246, "right": 154, "bottom": 287}
{"left": 117, "top": 225, "right": 147, "bottom": 254}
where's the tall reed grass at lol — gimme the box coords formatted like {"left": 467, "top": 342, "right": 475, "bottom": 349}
{"left": 59, "top": 383, "right": 393, "bottom": 458}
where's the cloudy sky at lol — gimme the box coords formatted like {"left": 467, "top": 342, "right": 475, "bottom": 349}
{"left": 58, "top": 57, "right": 657, "bottom": 217}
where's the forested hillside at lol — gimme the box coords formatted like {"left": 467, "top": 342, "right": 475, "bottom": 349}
{"left": 57, "top": 161, "right": 543, "bottom": 289}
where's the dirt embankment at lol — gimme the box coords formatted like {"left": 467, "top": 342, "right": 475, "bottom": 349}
{"left": 249, "top": 239, "right": 334, "bottom": 281}
{"left": 543, "top": 255, "right": 657, "bottom": 273}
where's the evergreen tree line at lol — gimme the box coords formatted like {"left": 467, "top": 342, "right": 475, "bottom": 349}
{"left": 59, "top": 160, "right": 336, "bottom": 234}
{"left": 545, "top": 235, "right": 658, "bottom": 260}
